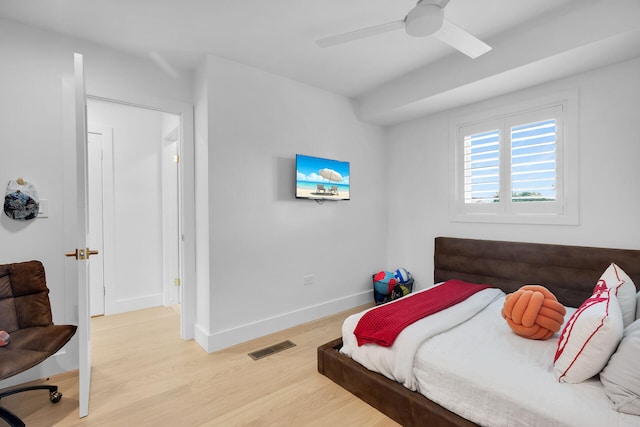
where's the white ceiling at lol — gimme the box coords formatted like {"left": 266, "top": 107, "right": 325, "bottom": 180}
{"left": 2, "top": 0, "right": 640, "bottom": 125}
{"left": 0, "top": 0, "right": 578, "bottom": 96}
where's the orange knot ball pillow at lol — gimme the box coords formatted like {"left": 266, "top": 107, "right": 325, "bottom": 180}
{"left": 501, "top": 285, "right": 567, "bottom": 340}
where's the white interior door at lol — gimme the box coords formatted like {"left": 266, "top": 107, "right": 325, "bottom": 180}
{"left": 72, "top": 52, "right": 92, "bottom": 419}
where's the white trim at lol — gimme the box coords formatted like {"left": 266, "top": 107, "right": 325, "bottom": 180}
{"left": 109, "top": 293, "right": 165, "bottom": 315}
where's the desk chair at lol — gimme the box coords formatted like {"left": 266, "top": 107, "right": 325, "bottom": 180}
{"left": 0, "top": 260, "right": 77, "bottom": 427}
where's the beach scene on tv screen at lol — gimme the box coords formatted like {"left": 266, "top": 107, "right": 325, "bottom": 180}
{"left": 296, "top": 155, "right": 350, "bottom": 200}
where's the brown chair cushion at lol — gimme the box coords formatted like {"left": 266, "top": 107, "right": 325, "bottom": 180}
{"left": 0, "top": 325, "right": 77, "bottom": 380}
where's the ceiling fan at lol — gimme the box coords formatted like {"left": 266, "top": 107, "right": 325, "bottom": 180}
{"left": 315, "top": 0, "right": 491, "bottom": 59}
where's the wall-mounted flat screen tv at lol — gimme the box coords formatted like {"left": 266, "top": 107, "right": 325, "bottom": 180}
{"left": 296, "top": 154, "right": 350, "bottom": 200}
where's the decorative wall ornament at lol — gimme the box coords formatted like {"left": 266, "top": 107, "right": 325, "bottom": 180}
{"left": 4, "top": 177, "right": 39, "bottom": 220}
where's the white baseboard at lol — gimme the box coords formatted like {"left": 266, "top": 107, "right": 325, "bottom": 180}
{"left": 193, "top": 323, "right": 211, "bottom": 351}
{"left": 109, "top": 293, "right": 164, "bottom": 315}
{"left": 194, "top": 290, "right": 372, "bottom": 353}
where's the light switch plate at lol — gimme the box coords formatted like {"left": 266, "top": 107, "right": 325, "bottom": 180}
{"left": 38, "top": 199, "right": 49, "bottom": 218}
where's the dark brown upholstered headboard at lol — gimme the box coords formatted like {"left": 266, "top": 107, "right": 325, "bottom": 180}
{"left": 434, "top": 237, "right": 640, "bottom": 308}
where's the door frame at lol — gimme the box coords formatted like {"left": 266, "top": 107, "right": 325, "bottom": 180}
{"left": 87, "top": 111, "right": 182, "bottom": 316}
{"left": 86, "top": 93, "right": 195, "bottom": 340}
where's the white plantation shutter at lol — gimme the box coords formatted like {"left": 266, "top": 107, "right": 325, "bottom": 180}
{"left": 511, "top": 119, "right": 557, "bottom": 202}
{"left": 452, "top": 94, "right": 578, "bottom": 225}
{"left": 464, "top": 129, "right": 500, "bottom": 203}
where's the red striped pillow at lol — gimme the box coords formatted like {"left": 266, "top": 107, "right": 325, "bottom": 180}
{"left": 553, "top": 289, "right": 623, "bottom": 383}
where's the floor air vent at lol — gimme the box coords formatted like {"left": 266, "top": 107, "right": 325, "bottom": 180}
{"left": 248, "top": 340, "right": 296, "bottom": 360}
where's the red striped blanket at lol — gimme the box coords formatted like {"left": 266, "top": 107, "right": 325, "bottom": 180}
{"left": 354, "top": 280, "right": 492, "bottom": 347}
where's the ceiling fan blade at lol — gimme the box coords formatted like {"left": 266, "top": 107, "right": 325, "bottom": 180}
{"left": 434, "top": 19, "right": 491, "bottom": 58}
{"left": 316, "top": 20, "right": 404, "bottom": 48}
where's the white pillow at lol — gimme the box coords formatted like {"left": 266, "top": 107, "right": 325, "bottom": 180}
{"left": 554, "top": 289, "right": 623, "bottom": 383}
{"left": 594, "top": 263, "right": 637, "bottom": 328}
{"left": 636, "top": 291, "right": 639, "bottom": 321}
{"left": 600, "top": 319, "right": 640, "bottom": 415}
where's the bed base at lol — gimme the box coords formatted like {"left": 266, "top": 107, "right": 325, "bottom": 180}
{"left": 318, "top": 237, "right": 640, "bottom": 426}
{"left": 317, "top": 337, "right": 476, "bottom": 427}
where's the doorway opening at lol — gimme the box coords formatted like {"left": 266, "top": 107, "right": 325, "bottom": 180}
{"left": 87, "top": 99, "right": 182, "bottom": 318}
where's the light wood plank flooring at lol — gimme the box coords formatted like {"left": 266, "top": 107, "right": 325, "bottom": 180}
{"left": 0, "top": 305, "right": 400, "bottom": 426}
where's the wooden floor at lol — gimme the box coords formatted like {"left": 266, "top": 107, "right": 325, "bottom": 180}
{"left": 0, "top": 305, "right": 400, "bottom": 426}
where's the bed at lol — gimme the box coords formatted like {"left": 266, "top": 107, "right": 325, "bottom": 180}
{"left": 317, "top": 237, "right": 640, "bottom": 426}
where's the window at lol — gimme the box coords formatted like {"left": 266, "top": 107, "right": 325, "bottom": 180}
{"left": 450, "top": 92, "right": 578, "bottom": 224}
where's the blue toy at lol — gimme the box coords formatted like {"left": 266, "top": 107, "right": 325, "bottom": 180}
{"left": 394, "top": 268, "right": 413, "bottom": 284}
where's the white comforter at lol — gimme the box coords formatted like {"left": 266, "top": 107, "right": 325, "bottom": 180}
{"left": 340, "top": 285, "right": 503, "bottom": 390}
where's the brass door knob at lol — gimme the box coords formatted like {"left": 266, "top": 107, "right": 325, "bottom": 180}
{"left": 65, "top": 249, "right": 79, "bottom": 259}
{"left": 64, "top": 248, "right": 99, "bottom": 260}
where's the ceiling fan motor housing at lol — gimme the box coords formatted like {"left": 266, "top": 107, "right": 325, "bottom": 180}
{"left": 405, "top": 3, "right": 444, "bottom": 37}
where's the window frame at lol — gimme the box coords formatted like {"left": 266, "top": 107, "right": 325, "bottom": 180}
{"left": 449, "top": 90, "right": 579, "bottom": 225}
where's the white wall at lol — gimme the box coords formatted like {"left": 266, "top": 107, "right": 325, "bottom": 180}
{"left": 0, "top": 18, "right": 75, "bottom": 387}
{"left": 197, "top": 55, "right": 387, "bottom": 351}
{"left": 385, "top": 57, "right": 640, "bottom": 290}
{"left": 0, "top": 15, "right": 388, "bottom": 365}
{"left": 0, "top": 18, "right": 193, "bottom": 385}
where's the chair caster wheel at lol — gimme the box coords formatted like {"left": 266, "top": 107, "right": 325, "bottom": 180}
{"left": 50, "top": 391, "right": 62, "bottom": 403}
